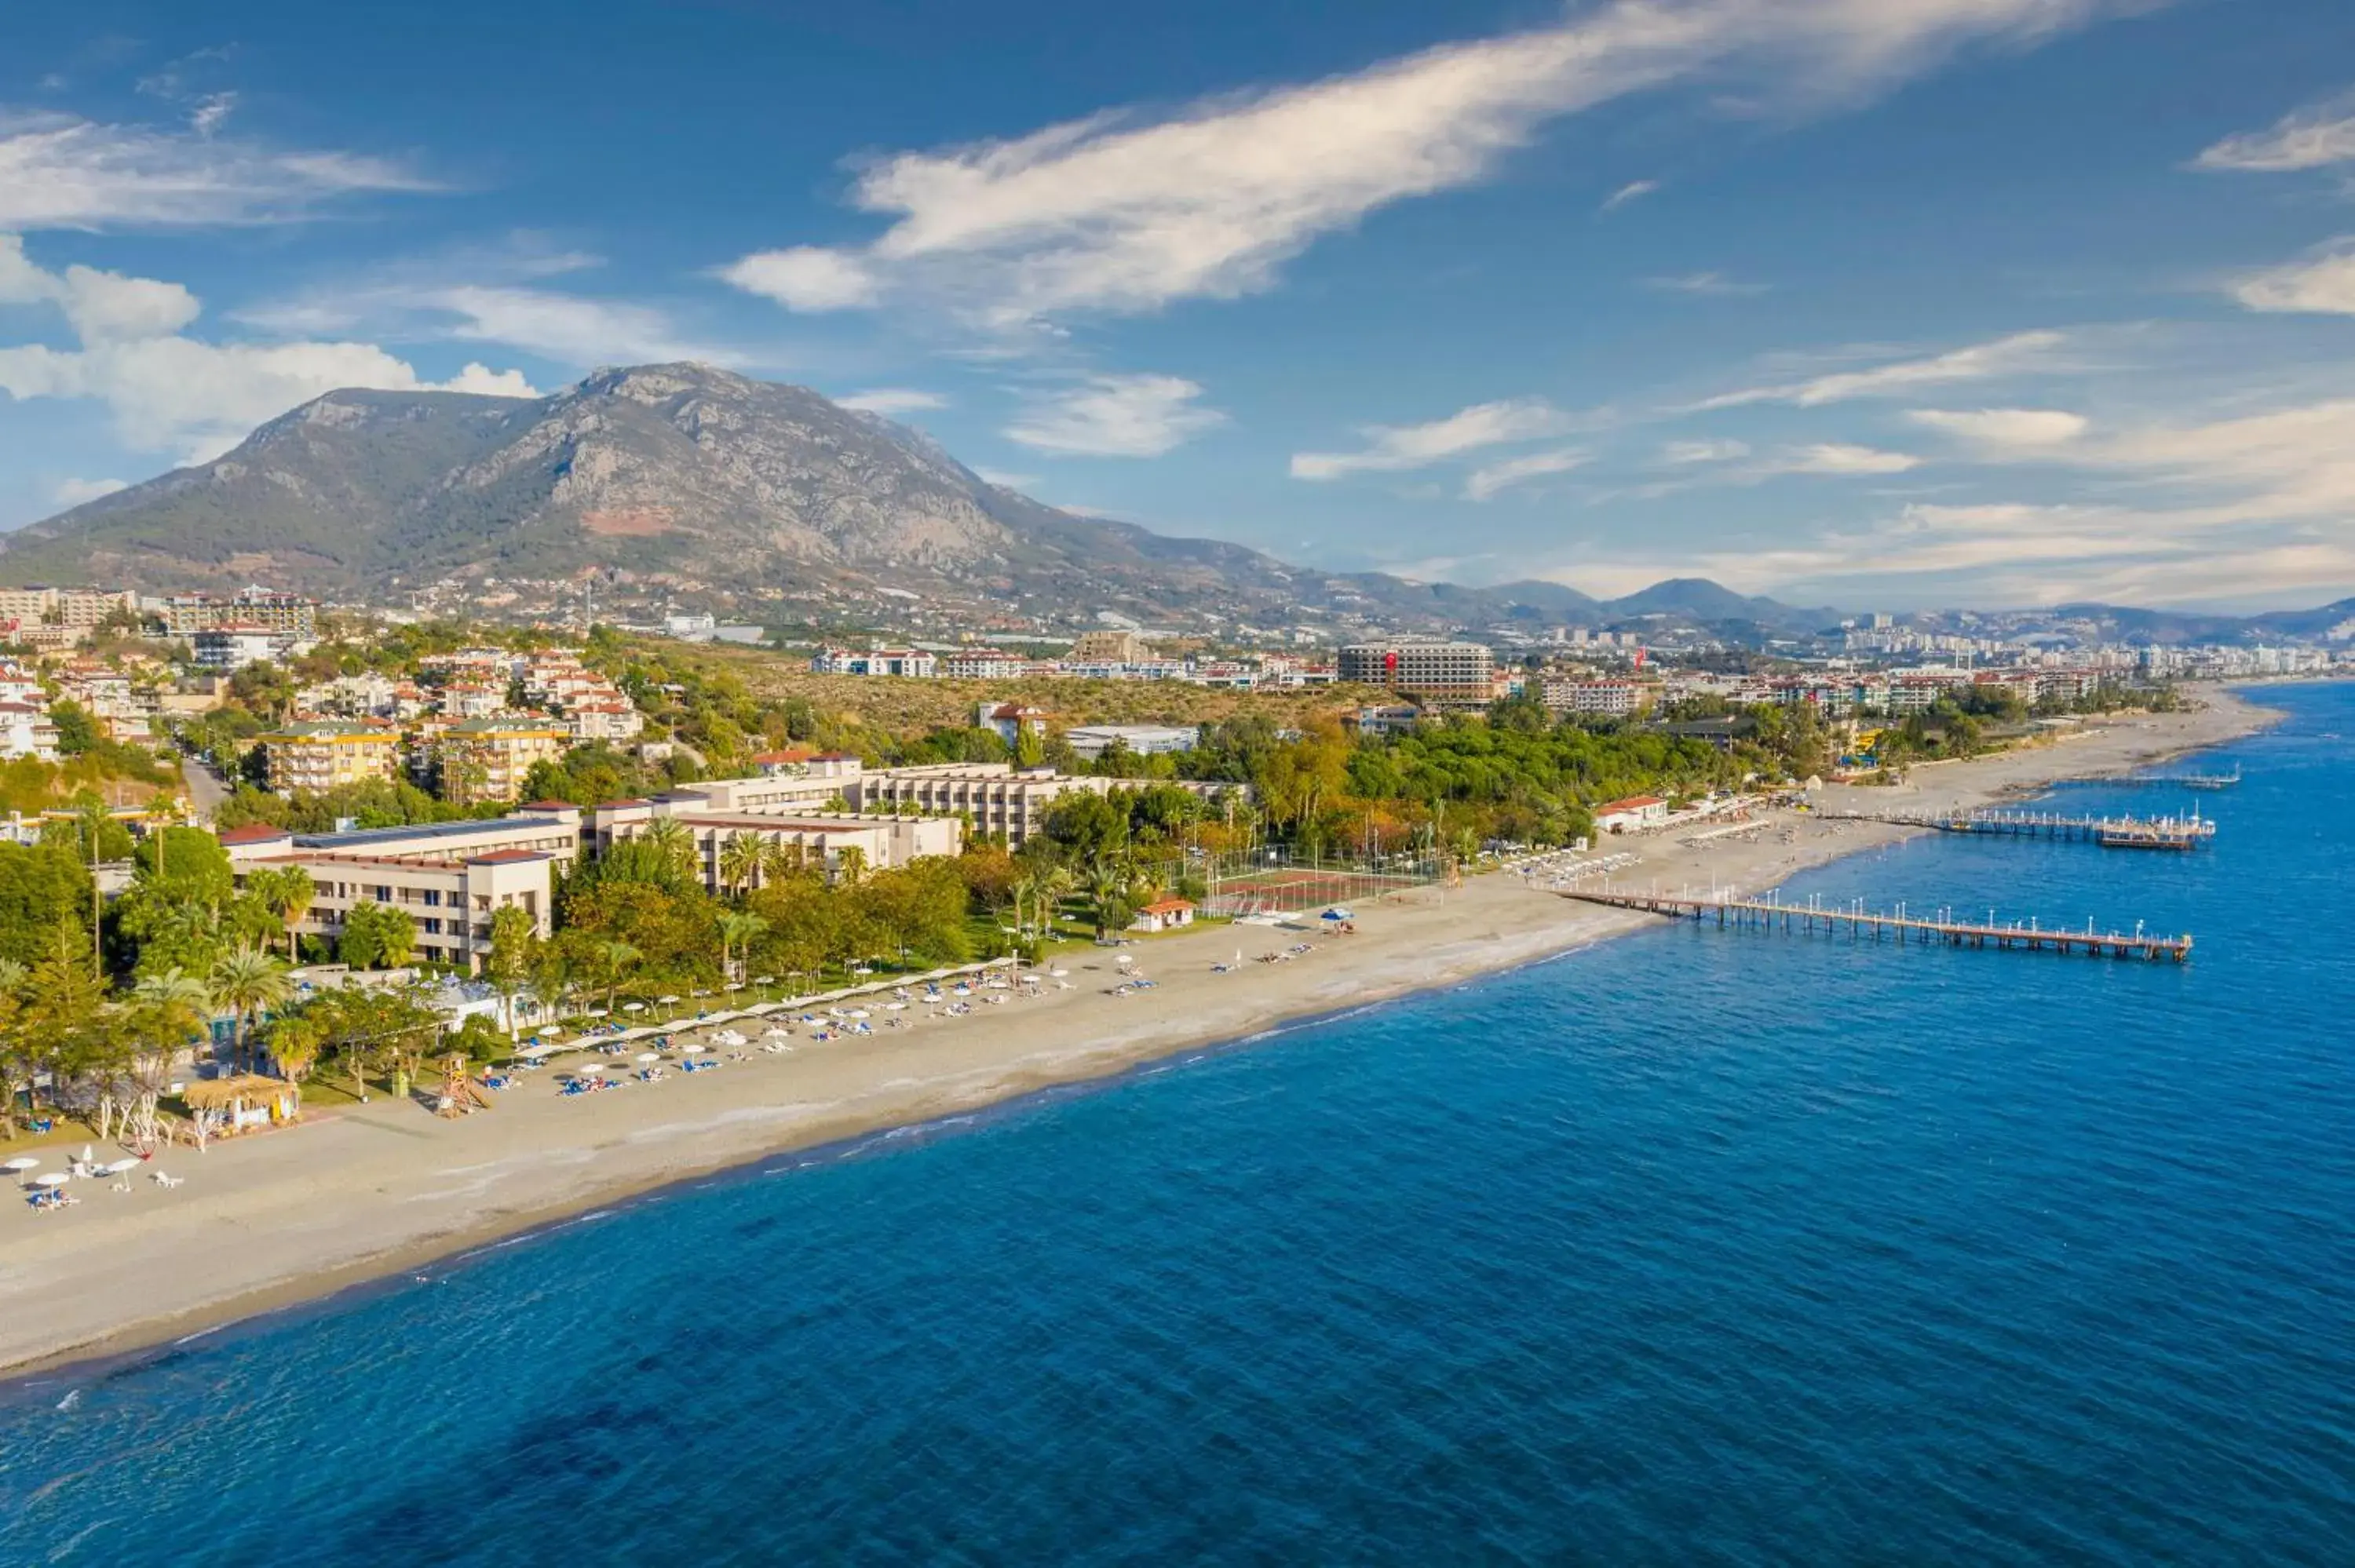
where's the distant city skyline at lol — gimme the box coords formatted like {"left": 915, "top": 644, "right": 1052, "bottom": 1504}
{"left": 2, "top": 0, "right": 2353, "bottom": 610}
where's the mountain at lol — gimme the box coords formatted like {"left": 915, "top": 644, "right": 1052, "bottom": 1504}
{"left": 0, "top": 361, "right": 1778, "bottom": 636}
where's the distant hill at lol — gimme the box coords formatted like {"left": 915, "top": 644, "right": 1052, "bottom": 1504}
{"left": 0, "top": 362, "right": 1740, "bottom": 635}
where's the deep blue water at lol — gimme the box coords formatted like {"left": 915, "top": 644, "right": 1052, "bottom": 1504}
{"left": 6, "top": 684, "right": 2354, "bottom": 1565}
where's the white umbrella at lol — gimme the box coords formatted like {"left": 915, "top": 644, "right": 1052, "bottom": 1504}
{"left": 1, "top": 1155, "right": 38, "bottom": 1173}
{"left": 586, "top": 1007, "right": 609, "bottom": 1018}
{"left": 30, "top": 1172, "right": 70, "bottom": 1187}
{"left": 537, "top": 1026, "right": 566, "bottom": 1038}
{"left": 635, "top": 1051, "right": 661, "bottom": 1063}
{"left": 623, "top": 1001, "right": 647, "bottom": 1013}
{"left": 1115, "top": 954, "right": 1134, "bottom": 967}
{"left": 847, "top": 1009, "right": 869, "bottom": 1019}
{"left": 659, "top": 994, "right": 681, "bottom": 1005}
{"left": 884, "top": 1002, "right": 906, "bottom": 1011}
{"left": 681, "top": 1043, "right": 708, "bottom": 1054}
{"left": 78, "top": 1143, "right": 94, "bottom": 1165}
{"left": 762, "top": 1026, "right": 793, "bottom": 1038}
{"left": 754, "top": 975, "right": 774, "bottom": 985}
{"left": 571, "top": 1063, "right": 607, "bottom": 1075}
{"left": 103, "top": 1157, "right": 141, "bottom": 1175}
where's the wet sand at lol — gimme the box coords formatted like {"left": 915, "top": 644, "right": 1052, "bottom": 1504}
{"left": 0, "top": 691, "right": 2273, "bottom": 1378}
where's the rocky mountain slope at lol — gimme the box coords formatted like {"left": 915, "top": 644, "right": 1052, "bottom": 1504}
{"left": 0, "top": 362, "right": 1805, "bottom": 633}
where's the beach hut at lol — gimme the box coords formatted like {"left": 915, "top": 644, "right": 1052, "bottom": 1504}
{"left": 1130, "top": 898, "right": 1196, "bottom": 935}
{"left": 181, "top": 1075, "right": 300, "bottom": 1135}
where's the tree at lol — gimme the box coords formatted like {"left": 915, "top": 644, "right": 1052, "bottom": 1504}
{"left": 484, "top": 905, "right": 539, "bottom": 1035}
{"left": 834, "top": 844, "right": 867, "bottom": 887}
{"left": 1084, "top": 856, "right": 1132, "bottom": 939}
{"left": 210, "top": 943, "right": 292, "bottom": 1075}
{"left": 718, "top": 830, "right": 765, "bottom": 898}
{"left": 592, "top": 938, "right": 642, "bottom": 1015}
{"left": 246, "top": 864, "right": 316, "bottom": 961}
{"left": 338, "top": 902, "right": 418, "bottom": 972}
{"left": 128, "top": 968, "right": 211, "bottom": 1141}
{"left": 717, "top": 910, "right": 769, "bottom": 983}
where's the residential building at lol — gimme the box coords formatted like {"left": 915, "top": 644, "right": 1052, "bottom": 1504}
{"left": 437, "top": 680, "right": 506, "bottom": 719}
{"left": 0, "top": 586, "right": 138, "bottom": 647}
{"left": 809, "top": 647, "right": 938, "bottom": 677}
{"left": 1542, "top": 677, "right": 1641, "bottom": 717}
{"left": 436, "top": 717, "right": 571, "bottom": 804}
{"left": 977, "top": 702, "right": 1050, "bottom": 749}
{"left": 852, "top": 764, "right": 1236, "bottom": 848}
{"left": 1064, "top": 723, "right": 1199, "bottom": 760}
{"left": 192, "top": 624, "right": 283, "bottom": 671}
{"left": 944, "top": 650, "right": 1031, "bottom": 680}
{"left": 260, "top": 719, "right": 403, "bottom": 795}
{"left": 0, "top": 701, "right": 59, "bottom": 760}
{"left": 1338, "top": 642, "right": 1495, "bottom": 700}
{"left": 1071, "top": 629, "right": 1147, "bottom": 663}
{"left": 159, "top": 589, "right": 317, "bottom": 639}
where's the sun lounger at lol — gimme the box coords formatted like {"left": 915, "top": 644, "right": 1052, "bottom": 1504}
{"left": 152, "top": 1172, "right": 183, "bottom": 1188}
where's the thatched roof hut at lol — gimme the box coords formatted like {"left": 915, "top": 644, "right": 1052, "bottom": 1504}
{"left": 182, "top": 1075, "right": 300, "bottom": 1130}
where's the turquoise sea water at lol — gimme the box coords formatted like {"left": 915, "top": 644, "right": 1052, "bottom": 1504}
{"left": 5, "top": 684, "right": 2353, "bottom": 1565}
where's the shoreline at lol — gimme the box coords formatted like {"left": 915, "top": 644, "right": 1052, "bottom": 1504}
{"left": 0, "top": 687, "right": 2283, "bottom": 1384}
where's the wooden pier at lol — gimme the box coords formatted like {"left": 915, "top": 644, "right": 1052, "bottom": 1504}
{"left": 1813, "top": 806, "right": 2214, "bottom": 850}
{"left": 1559, "top": 887, "right": 2193, "bottom": 962}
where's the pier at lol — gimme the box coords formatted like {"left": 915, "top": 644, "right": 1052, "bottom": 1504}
{"left": 1559, "top": 886, "right": 2193, "bottom": 962}
{"left": 1813, "top": 806, "right": 2214, "bottom": 850}
{"left": 2120, "top": 766, "right": 2241, "bottom": 791}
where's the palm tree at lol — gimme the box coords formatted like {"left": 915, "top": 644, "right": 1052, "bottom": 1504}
{"left": 593, "top": 939, "right": 642, "bottom": 1016}
{"left": 262, "top": 1010, "right": 327, "bottom": 1087}
{"left": 129, "top": 968, "right": 210, "bottom": 1143}
{"left": 1084, "top": 856, "right": 1130, "bottom": 939}
{"left": 209, "top": 943, "right": 292, "bottom": 1076}
{"left": 718, "top": 830, "right": 765, "bottom": 898}
{"left": 643, "top": 819, "right": 696, "bottom": 884}
{"left": 247, "top": 864, "right": 318, "bottom": 961}
{"left": 717, "top": 911, "right": 770, "bottom": 984}
{"left": 835, "top": 845, "right": 867, "bottom": 887}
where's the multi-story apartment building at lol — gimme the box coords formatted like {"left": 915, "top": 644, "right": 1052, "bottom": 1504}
{"left": 1337, "top": 642, "right": 1496, "bottom": 701}
{"left": 1070, "top": 629, "right": 1147, "bottom": 663}
{"left": 809, "top": 647, "right": 939, "bottom": 678}
{"left": 586, "top": 798, "right": 962, "bottom": 888}
{"left": 192, "top": 625, "right": 284, "bottom": 671}
{"left": 159, "top": 589, "right": 317, "bottom": 640}
{"left": 259, "top": 719, "right": 403, "bottom": 796}
{"left": 0, "top": 586, "right": 139, "bottom": 648}
{"left": 1540, "top": 678, "right": 1641, "bottom": 718}
{"left": 436, "top": 717, "right": 571, "bottom": 804}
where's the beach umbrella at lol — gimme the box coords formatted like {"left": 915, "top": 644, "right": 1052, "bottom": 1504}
{"left": 763, "top": 1026, "right": 792, "bottom": 1038}
{"left": 1, "top": 1156, "right": 38, "bottom": 1173}
{"left": 681, "top": 1043, "right": 707, "bottom": 1054}
{"left": 586, "top": 1007, "right": 608, "bottom": 1018}
{"left": 623, "top": 1001, "right": 647, "bottom": 1013}
{"left": 884, "top": 1002, "right": 906, "bottom": 1011}
{"left": 635, "top": 1051, "right": 661, "bottom": 1063}
{"left": 1049, "top": 968, "right": 1069, "bottom": 979}
{"left": 103, "top": 1157, "right": 141, "bottom": 1175}
{"left": 30, "top": 1172, "right": 70, "bottom": 1187}
{"left": 537, "top": 1026, "right": 565, "bottom": 1039}
{"left": 571, "top": 1063, "right": 607, "bottom": 1075}
{"left": 659, "top": 994, "right": 681, "bottom": 1005}
{"left": 78, "top": 1143, "right": 94, "bottom": 1165}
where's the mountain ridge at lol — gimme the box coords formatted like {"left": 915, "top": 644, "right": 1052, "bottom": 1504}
{"left": 0, "top": 363, "right": 1824, "bottom": 635}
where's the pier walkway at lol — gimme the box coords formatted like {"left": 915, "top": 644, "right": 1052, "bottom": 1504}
{"left": 1812, "top": 807, "right": 2215, "bottom": 850}
{"left": 1558, "top": 887, "right": 2193, "bottom": 962}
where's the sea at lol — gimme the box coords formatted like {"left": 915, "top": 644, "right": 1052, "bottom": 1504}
{"left": 5, "top": 682, "right": 2353, "bottom": 1566}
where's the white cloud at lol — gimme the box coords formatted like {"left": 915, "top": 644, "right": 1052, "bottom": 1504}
{"left": 1767, "top": 443, "right": 1921, "bottom": 475}
{"left": 0, "top": 109, "right": 436, "bottom": 229}
{"left": 836, "top": 387, "right": 948, "bottom": 414}
{"left": 2232, "top": 243, "right": 2355, "bottom": 316}
{"left": 1691, "top": 329, "right": 2069, "bottom": 410}
{"left": 721, "top": 246, "right": 879, "bottom": 311}
{"left": 50, "top": 476, "right": 125, "bottom": 506}
{"left": 1292, "top": 396, "right": 1576, "bottom": 480}
{"left": 1002, "top": 373, "right": 1224, "bottom": 458}
{"left": 1643, "top": 270, "right": 1769, "bottom": 296}
{"left": 1906, "top": 406, "right": 2089, "bottom": 451}
{"left": 1465, "top": 447, "right": 1586, "bottom": 501}
{"left": 722, "top": 0, "right": 2139, "bottom": 326}
{"left": 1600, "top": 178, "right": 1659, "bottom": 211}
{"left": 425, "top": 285, "right": 713, "bottom": 363}
{"left": 1660, "top": 438, "right": 1749, "bottom": 464}
{"left": 2195, "top": 93, "right": 2355, "bottom": 173}
{"left": 0, "top": 236, "right": 534, "bottom": 458}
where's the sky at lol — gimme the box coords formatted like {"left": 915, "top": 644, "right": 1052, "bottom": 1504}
{"left": 4, "top": 0, "right": 2355, "bottom": 612}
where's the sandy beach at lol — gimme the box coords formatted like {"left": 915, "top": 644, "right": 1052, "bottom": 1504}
{"left": 0, "top": 689, "right": 2276, "bottom": 1378}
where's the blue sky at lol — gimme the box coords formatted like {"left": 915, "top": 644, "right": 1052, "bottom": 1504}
{"left": 4, "top": 0, "right": 2355, "bottom": 610}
